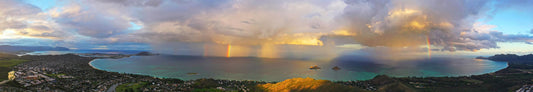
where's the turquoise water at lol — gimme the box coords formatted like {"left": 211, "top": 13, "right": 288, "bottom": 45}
{"left": 89, "top": 55, "right": 508, "bottom": 81}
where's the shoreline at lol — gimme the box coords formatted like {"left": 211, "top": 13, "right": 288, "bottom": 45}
{"left": 3, "top": 54, "right": 530, "bottom": 91}
{"left": 87, "top": 59, "right": 104, "bottom": 72}
{"left": 87, "top": 56, "right": 510, "bottom": 82}
{"left": 88, "top": 59, "right": 172, "bottom": 80}
{"left": 88, "top": 59, "right": 279, "bottom": 82}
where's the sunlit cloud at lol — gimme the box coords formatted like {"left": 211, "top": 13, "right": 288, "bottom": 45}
{"left": 0, "top": 0, "right": 532, "bottom": 59}
{"left": 0, "top": 29, "right": 25, "bottom": 39}
{"left": 91, "top": 45, "right": 109, "bottom": 50}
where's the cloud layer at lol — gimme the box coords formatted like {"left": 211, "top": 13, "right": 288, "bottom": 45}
{"left": 0, "top": 0, "right": 69, "bottom": 39}
{"left": 332, "top": 0, "right": 533, "bottom": 51}
{"left": 1, "top": 0, "right": 532, "bottom": 57}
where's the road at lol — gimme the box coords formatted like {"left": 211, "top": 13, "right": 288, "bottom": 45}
{"left": 106, "top": 83, "right": 121, "bottom": 92}
{"left": 516, "top": 85, "right": 533, "bottom": 92}
{"left": 0, "top": 80, "right": 9, "bottom": 85}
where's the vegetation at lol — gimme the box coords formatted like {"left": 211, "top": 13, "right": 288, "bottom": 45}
{"left": 478, "top": 54, "right": 533, "bottom": 62}
{"left": 379, "top": 56, "right": 533, "bottom": 92}
{"left": 257, "top": 77, "right": 368, "bottom": 92}
{"left": 0, "top": 59, "right": 29, "bottom": 81}
{"left": 192, "top": 79, "right": 220, "bottom": 88}
{"left": 0, "top": 59, "right": 29, "bottom": 68}
{"left": 191, "top": 88, "right": 227, "bottom": 92}
{"left": 1, "top": 53, "right": 533, "bottom": 92}
{"left": 116, "top": 82, "right": 148, "bottom": 92}
{"left": 0, "top": 53, "right": 17, "bottom": 59}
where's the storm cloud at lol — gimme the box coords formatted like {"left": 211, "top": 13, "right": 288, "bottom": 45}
{"left": 0, "top": 0, "right": 72, "bottom": 40}
{"left": 1, "top": 0, "right": 533, "bottom": 57}
{"left": 320, "top": 0, "right": 533, "bottom": 51}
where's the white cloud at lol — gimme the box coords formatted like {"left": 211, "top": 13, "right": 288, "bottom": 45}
{"left": 1, "top": 0, "right": 533, "bottom": 54}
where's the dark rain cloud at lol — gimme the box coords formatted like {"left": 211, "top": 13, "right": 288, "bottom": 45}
{"left": 325, "top": 0, "right": 533, "bottom": 51}
{"left": 2, "top": 0, "right": 533, "bottom": 52}
{"left": 59, "top": 0, "right": 533, "bottom": 52}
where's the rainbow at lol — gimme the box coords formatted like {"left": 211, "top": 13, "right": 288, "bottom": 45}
{"left": 227, "top": 44, "right": 232, "bottom": 58}
{"left": 426, "top": 36, "right": 431, "bottom": 58}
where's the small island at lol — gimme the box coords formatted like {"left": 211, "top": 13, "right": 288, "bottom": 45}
{"left": 332, "top": 66, "right": 341, "bottom": 71}
{"left": 309, "top": 65, "right": 321, "bottom": 70}
{"left": 187, "top": 73, "right": 199, "bottom": 75}
{"left": 0, "top": 53, "right": 532, "bottom": 92}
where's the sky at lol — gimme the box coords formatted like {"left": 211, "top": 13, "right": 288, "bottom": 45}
{"left": 1, "top": 0, "right": 533, "bottom": 58}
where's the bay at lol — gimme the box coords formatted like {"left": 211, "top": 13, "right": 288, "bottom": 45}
{"left": 89, "top": 55, "right": 508, "bottom": 81}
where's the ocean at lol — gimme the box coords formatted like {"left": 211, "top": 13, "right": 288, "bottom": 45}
{"left": 89, "top": 54, "right": 508, "bottom": 81}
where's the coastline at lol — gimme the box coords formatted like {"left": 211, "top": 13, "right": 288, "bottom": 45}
{"left": 87, "top": 56, "right": 510, "bottom": 82}
{"left": 88, "top": 59, "right": 105, "bottom": 72}
{"left": 4, "top": 54, "right": 190, "bottom": 91}
{"left": 2, "top": 54, "right": 530, "bottom": 91}
{"left": 88, "top": 59, "right": 179, "bottom": 80}
{"left": 85, "top": 56, "right": 526, "bottom": 92}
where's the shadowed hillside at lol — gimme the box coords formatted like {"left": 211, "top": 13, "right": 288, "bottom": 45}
{"left": 477, "top": 54, "right": 533, "bottom": 62}
{"left": 0, "top": 45, "right": 69, "bottom": 53}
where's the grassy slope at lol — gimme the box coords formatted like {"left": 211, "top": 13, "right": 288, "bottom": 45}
{"left": 116, "top": 82, "right": 148, "bottom": 92}
{"left": 0, "top": 59, "right": 29, "bottom": 67}
{"left": 257, "top": 77, "right": 369, "bottom": 92}
{"left": 0, "top": 59, "right": 29, "bottom": 81}
{"left": 0, "top": 52, "right": 27, "bottom": 81}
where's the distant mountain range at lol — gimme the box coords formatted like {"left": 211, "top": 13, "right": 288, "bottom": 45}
{"left": 477, "top": 54, "right": 533, "bottom": 62}
{"left": 0, "top": 45, "right": 69, "bottom": 53}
